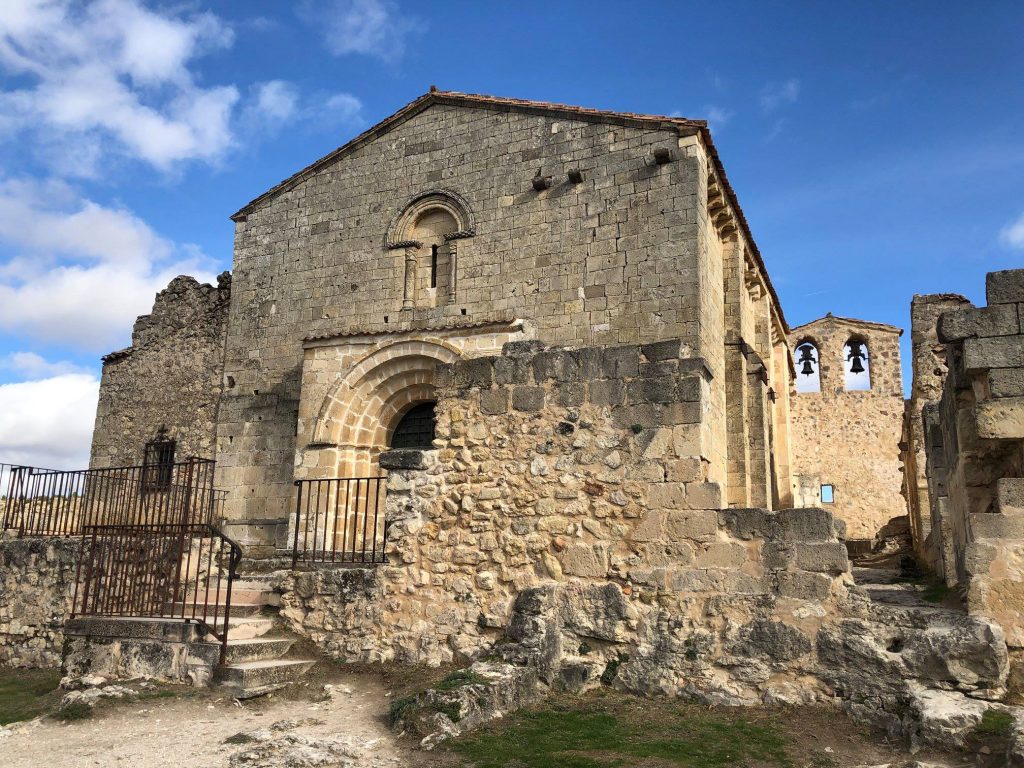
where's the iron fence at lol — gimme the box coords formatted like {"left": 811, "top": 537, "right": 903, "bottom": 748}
{"left": 292, "top": 477, "right": 388, "bottom": 566}
{"left": 73, "top": 523, "right": 242, "bottom": 664}
{"left": 0, "top": 458, "right": 225, "bottom": 537}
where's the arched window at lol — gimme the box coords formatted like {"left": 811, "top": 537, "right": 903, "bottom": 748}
{"left": 388, "top": 190, "right": 474, "bottom": 311}
{"left": 794, "top": 341, "right": 821, "bottom": 393}
{"left": 389, "top": 402, "right": 437, "bottom": 450}
{"left": 844, "top": 337, "right": 871, "bottom": 391}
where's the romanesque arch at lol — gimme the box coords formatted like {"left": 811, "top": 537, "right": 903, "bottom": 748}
{"left": 311, "top": 338, "right": 463, "bottom": 476}
{"left": 385, "top": 190, "right": 475, "bottom": 310}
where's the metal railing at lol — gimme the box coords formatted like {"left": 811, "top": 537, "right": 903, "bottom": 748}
{"left": 1, "top": 458, "right": 225, "bottom": 537}
{"left": 292, "top": 477, "right": 388, "bottom": 566}
{"left": 72, "top": 522, "right": 242, "bottom": 664}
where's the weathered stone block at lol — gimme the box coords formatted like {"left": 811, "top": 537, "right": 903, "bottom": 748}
{"left": 776, "top": 570, "right": 832, "bottom": 601}
{"left": 990, "top": 368, "right": 1024, "bottom": 398}
{"left": 626, "top": 376, "right": 677, "bottom": 404}
{"left": 676, "top": 376, "right": 702, "bottom": 402}
{"left": 719, "top": 508, "right": 773, "bottom": 540}
{"left": 601, "top": 346, "right": 639, "bottom": 378}
{"left": 969, "top": 511, "right": 1024, "bottom": 540}
{"left": 454, "top": 358, "right": 495, "bottom": 388}
{"left": 694, "top": 541, "right": 747, "bottom": 568}
{"left": 667, "top": 457, "right": 703, "bottom": 483}
{"left": 937, "top": 304, "right": 1019, "bottom": 342}
{"left": 777, "top": 508, "right": 835, "bottom": 542}
{"left": 987, "top": 268, "right": 1024, "bottom": 305}
{"left": 560, "top": 544, "right": 608, "bottom": 578}
{"left": 503, "top": 340, "right": 545, "bottom": 356}
{"left": 670, "top": 568, "right": 724, "bottom": 592}
{"left": 681, "top": 482, "right": 722, "bottom": 510}
{"left": 480, "top": 388, "right": 509, "bottom": 415}
{"left": 794, "top": 542, "right": 848, "bottom": 574}
{"left": 511, "top": 386, "right": 545, "bottom": 412}
{"left": 557, "top": 382, "right": 585, "bottom": 407}
{"left": 976, "top": 397, "right": 1024, "bottom": 439}
{"left": 494, "top": 356, "right": 532, "bottom": 385}
{"left": 647, "top": 482, "right": 686, "bottom": 509}
{"left": 631, "top": 510, "right": 665, "bottom": 542}
{"left": 996, "top": 478, "right": 1024, "bottom": 515}
{"left": 726, "top": 619, "right": 812, "bottom": 662}
{"left": 533, "top": 350, "right": 580, "bottom": 382}
{"left": 379, "top": 449, "right": 430, "bottom": 471}
{"left": 588, "top": 379, "right": 624, "bottom": 406}
{"left": 640, "top": 339, "right": 684, "bottom": 362}
{"left": 666, "top": 509, "right": 718, "bottom": 540}
{"left": 963, "top": 336, "right": 1024, "bottom": 372}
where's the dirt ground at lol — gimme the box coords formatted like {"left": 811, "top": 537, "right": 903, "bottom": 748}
{"left": 0, "top": 671, "right": 411, "bottom": 768}
{"left": 0, "top": 665, "right": 1000, "bottom": 768}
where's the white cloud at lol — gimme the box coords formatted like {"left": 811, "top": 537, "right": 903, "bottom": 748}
{"left": 303, "top": 0, "right": 425, "bottom": 62}
{"left": 0, "top": 373, "right": 99, "bottom": 469}
{"left": 251, "top": 80, "right": 300, "bottom": 123}
{"left": 0, "top": 176, "right": 214, "bottom": 350}
{"left": 760, "top": 79, "right": 800, "bottom": 111}
{"left": 0, "top": 351, "right": 86, "bottom": 379}
{"left": 0, "top": 0, "right": 239, "bottom": 173}
{"left": 999, "top": 212, "right": 1024, "bottom": 249}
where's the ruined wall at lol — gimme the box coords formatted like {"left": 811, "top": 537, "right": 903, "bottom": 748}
{"left": 0, "top": 536, "right": 81, "bottom": 667}
{"left": 217, "top": 99, "right": 764, "bottom": 523}
{"left": 90, "top": 274, "right": 231, "bottom": 469}
{"left": 281, "top": 338, "right": 855, "bottom": 705}
{"left": 926, "top": 269, "right": 1024, "bottom": 646}
{"left": 788, "top": 316, "right": 906, "bottom": 542}
{"left": 901, "top": 293, "right": 971, "bottom": 566}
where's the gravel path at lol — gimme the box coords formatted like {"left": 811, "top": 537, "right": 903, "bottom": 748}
{"left": 0, "top": 674, "right": 410, "bottom": 768}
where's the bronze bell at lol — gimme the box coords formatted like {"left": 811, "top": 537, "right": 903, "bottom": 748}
{"left": 847, "top": 341, "right": 867, "bottom": 374}
{"left": 797, "top": 345, "right": 817, "bottom": 376}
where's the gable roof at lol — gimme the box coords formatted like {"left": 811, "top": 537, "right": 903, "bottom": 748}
{"left": 790, "top": 313, "right": 903, "bottom": 336}
{"left": 229, "top": 88, "right": 789, "bottom": 331}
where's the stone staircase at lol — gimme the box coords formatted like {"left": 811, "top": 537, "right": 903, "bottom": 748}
{"left": 210, "top": 576, "right": 315, "bottom": 698}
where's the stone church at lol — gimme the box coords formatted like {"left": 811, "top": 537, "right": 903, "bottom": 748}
{"left": 11, "top": 91, "right": 1018, "bottom": 734}
{"left": 90, "top": 88, "right": 906, "bottom": 551}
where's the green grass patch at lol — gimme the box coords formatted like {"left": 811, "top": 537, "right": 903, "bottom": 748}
{"left": 448, "top": 695, "right": 793, "bottom": 768}
{"left": 55, "top": 700, "right": 93, "bottom": 722}
{"left": 0, "top": 668, "right": 63, "bottom": 726}
{"left": 434, "top": 669, "right": 487, "bottom": 692}
{"left": 976, "top": 708, "right": 1014, "bottom": 736}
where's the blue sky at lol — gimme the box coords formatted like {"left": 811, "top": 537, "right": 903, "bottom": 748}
{"left": 0, "top": 0, "right": 1021, "bottom": 467}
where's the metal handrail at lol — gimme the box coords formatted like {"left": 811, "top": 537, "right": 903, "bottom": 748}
{"left": 72, "top": 522, "right": 242, "bottom": 665}
{"left": 1, "top": 458, "right": 225, "bottom": 537}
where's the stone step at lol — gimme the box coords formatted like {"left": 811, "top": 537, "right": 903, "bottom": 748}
{"left": 226, "top": 617, "right": 275, "bottom": 640}
{"left": 170, "top": 601, "right": 265, "bottom": 618}
{"left": 223, "top": 636, "right": 294, "bottom": 664}
{"left": 217, "top": 659, "right": 315, "bottom": 698}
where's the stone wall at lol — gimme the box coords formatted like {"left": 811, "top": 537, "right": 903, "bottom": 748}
{"left": 788, "top": 316, "right": 906, "bottom": 542}
{"left": 902, "top": 293, "right": 971, "bottom": 566}
{"left": 0, "top": 536, "right": 81, "bottom": 668}
{"left": 920, "top": 269, "right": 1024, "bottom": 647}
{"left": 90, "top": 274, "right": 231, "bottom": 469}
{"left": 280, "top": 338, "right": 854, "bottom": 704}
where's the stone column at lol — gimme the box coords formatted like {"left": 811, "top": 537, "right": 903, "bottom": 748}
{"left": 446, "top": 239, "right": 458, "bottom": 304}
{"left": 402, "top": 246, "right": 417, "bottom": 309}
